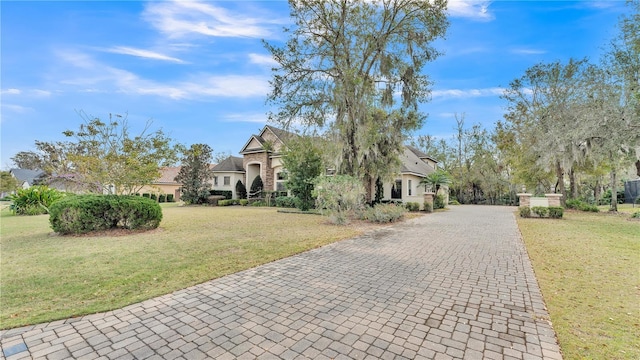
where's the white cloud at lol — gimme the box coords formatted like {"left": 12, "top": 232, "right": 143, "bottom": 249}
{"left": 448, "top": 1, "right": 494, "bottom": 21}
{"left": 249, "top": 53, "right": 278, "bottom": 67}
{"left": 103, "top": 46, "right": 187, "bottom": 63}
{"left": 55, "top": 50, "right": 268, "bottom": 100}
{"left": 221, "top": 112, "right": 268, "bottom": 123}
{"left": 432, "top": 87, "right": 505, "bottom": 99}
{"left": 511, "top": 48, "right": 547, "bottom": 55}
{"left": 1, "top": 88, "right": 21, "bottom": 95}
{"left": 1, "top": 103, "right": 32, "bottom": 114}
{"left": 143, "top": 1, "right": 285, "bottom": 39}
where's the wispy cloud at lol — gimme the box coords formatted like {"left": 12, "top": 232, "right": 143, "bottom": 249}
{"left": 56, "top": 50, "right": 269, "bottom": 100}
{"left": 1, "top": 88, "right": 21, "bottom": 95}
{"left": 249, "top": 53, "right": 278, "bottom": 67}
{"left": 221, "top": 112, "right": 269, "bottom": 123}
{"left": 143, "top": 0, "right": 285, "bottom": 39}
{"left": 448, "top": 1, "right": 494, "bottom": 21}
{"left": 432, "top": 87, "right": 505, "bottom": 99}
{"left": 511, "top": 48, "right": 547, "bottom": 55}
{"left": 102, "top": 46, "right": 187, "bottom": 63}
{"left": 1, "top": 103, "right": 33, "bottom": 114}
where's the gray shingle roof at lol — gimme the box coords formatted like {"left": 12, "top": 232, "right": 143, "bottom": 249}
{"left": 399, "top": 148, "right": 435, "bottom": 177}
{"left": 10, "top": 168, "right": 45, "bottom": 185}
{"left": 212, "top": 156, "right": 245, "bottom": 172}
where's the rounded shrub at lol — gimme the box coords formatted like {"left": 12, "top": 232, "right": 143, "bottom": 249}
{"left": 49, "top": 195, "right": 162, "bottom": 234}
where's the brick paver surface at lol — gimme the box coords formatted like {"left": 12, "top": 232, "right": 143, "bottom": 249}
{"left": 1, "top": 205, "right": 562, "bottom": 359}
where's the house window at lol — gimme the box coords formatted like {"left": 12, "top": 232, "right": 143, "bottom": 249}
{"left": 224, "top": 176, "right": 231, "bottom": 186}
{"left": 214, "top": 176, "right": 218, "bottom": 186}
{"left": 276, "top": 182, "right": 287, "bottom": 192}
{"left": 408, "top": 180, "right": 412, "bottom": 196}
{"left": 391, "top": 179, "right": 402, "bottom": 199}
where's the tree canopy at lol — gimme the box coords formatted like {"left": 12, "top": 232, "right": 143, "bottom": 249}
{"left": 265, "top": 0, "right": 448, "bottom": 187}
{"left": 174, "top": 144, "right": 215, "bottom": 204}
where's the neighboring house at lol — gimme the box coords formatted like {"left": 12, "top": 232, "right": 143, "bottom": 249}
{"left": 229, "top": 125, "right": 441, "bottom": 209}
{"left": 211, "top": 156, "right": 245, "bottom": 199}
{"left": 138, "top": 166, "right": 183, "bottom": 201}
{"left": 9, "top": 168, "right": 45, "bottom": 189}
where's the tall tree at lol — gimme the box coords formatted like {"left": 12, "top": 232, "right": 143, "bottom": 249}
{"left": 175, "top": 144, "right": 215, "bottom": 205}
{"left": 282, "top": 136, "right": 324, "bottom": 211}
{"left": 0, "top": 171, "right": 18, "bottom": 194}
{"left": 265, "top": 0, "right": 448, "bottom": 192}
{"left": 63, "top": 112, "right": 181, "bottom": 194}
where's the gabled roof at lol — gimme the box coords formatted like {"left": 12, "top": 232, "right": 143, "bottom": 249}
{"left": 406, "top": 145, "right": 438, "bottom": 164}
{"left": 155, "top": 166, "right": 182, "bottom": 184}
{"left": 10, "top": 168, "right": 45, "bottom": 185}
{"left": 240, "top": 124, "right": 297, "bottom": 154}
{"left": 399, "top": 148, "right": 436, "bottom": 177}
{"left": 212, "top": 156, "right": 245, "bottom": 173}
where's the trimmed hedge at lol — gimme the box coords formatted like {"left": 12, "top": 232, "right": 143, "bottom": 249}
{"left": 519, "top": 206, "right": 531, "bottom": 218}
{"left": 275, "top": 196, "right": 297, "bottom": 208}
{"left": 405, "top": 202, "right": 420, "bottom": 212}
{"left": 210, "top": 190, "right": 232, "bottom": 200}
{"left": 49, "top": 195, "right": 162, "bottom": 234}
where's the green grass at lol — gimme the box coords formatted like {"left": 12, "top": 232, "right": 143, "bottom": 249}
{"left": 517, "top": 210, "right": 640, "bottom": 360}
{"left": 598, "top": 203, "right": 640, "bottom": 214}
{"left": 0, "top": 204, "right": 364, "bottom": 329}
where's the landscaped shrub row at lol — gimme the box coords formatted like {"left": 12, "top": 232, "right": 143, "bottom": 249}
{"left": 49, "top": 195, "right": 162, "bottom": 234}
{"left": 565, "top": 199, "right": 599, "bottom": 212}
{"left": 275, "top": 196, "right": 297, "bottom": 208}
{"left": 519, "top": 206, "right": 563, "bottom": 218}
{"left": 210, "top": 190, "right": 233, "bottom": 200}
{"left": 217, "top": 199, "right": 249, "bottom": 206}
{"left": 362, "top": 203, "right": 407, "bottom": 223}
{"left": 138, "top": 193, "right": 175, "bottom": 202}
{"left": 405, "top": 202, "right": 420, "bottom": 212}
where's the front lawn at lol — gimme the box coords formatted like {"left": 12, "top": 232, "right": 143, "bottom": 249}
{"left": 518, "top": 210, "right": 640, "bottom": 359}
{"left": 0, "top": 204, "right": 365, "bottom": 329}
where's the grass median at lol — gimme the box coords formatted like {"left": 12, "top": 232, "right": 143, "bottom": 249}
{"left": 0, "top": 203, "right": 365, "bottom": 329}
{"left": 517, "top": 208, "right": 639, "bottom": 360}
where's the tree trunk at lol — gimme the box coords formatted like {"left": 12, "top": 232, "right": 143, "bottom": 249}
{"left": 555, "top": 160, "right": 566, "bottom": 205}
{"left": 610, "top": 168, "right": 618, "bottom": 212}
{"left": 636, "top": 159, "right": 640, "bottom": 177}
{"left": 569, "top": 167, "right": 578, "bottom": 199}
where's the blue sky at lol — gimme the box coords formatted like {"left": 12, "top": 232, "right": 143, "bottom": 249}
{"left": 0, "top": 1, "right": 629, "bottom": 168}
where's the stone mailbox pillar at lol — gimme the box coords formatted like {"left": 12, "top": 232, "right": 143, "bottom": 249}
{"left": 517, "top": 193, "right": 532, "bottom": 207}
{"left": 423, "top": 192, "right": 435, "bottom": 210}
{"left": 545, "top": 194, "right": 563, "bottom": 207}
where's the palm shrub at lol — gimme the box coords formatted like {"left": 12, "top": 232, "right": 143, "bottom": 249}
{"left": 420, "top": 170, "right": 451, "bottom": 194}
{"left": 10, "top": 185, "right": 65, "bottom": 215}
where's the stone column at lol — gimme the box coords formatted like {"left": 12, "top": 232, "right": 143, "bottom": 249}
{"left": 545, "top": 194, "right": 563, "bottom": 207}
{"left": 517, "top": 193, "right": 532, "bottom": 207}
{"left": 423, "top": 192, "right": 435, "bottom": 211}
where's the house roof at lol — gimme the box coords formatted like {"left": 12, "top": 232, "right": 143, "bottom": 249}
{"left": 240, "top": 135, "right": 266, "bottom": 154}
{"left": 239, "top": 125, "right": 297, "bottom": 154}
{"left": 155, "top": 166, "right": 182, "bottom": 184}
{"left": 212, "top": 156, "right": 245, "bottom": 173}
{"left": 406, "top": 145, "right": 438, "bottom": 164}
{"left": 399, "top": 147, "right": 436, "bottom": 177}
{"left": 10, "top": 168, "right": 45, "bottom": 185}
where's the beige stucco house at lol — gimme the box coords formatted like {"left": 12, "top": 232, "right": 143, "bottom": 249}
{"left": 211, "top": 125, "right": 442, "bottom": 209}
{"left": 138, "top": 166, "right": 182, "bottom": 201}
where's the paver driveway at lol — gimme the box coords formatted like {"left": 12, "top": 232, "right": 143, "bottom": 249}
{"left": 1, "top": 205, "right": 562, "bottom": 359}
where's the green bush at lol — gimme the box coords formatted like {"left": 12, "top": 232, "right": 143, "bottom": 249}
{"left": 150, "top": 194, "right": 158, "bottom": 201}
{"left": 210, "top": 190, "right": 233, "bottom": 200}
{"left": 548, "top": 206, "right": 564, "bottom": 219}
{"left": 142, "top": 193, "right": 151, "bottom": 198}
{"left": 238, "top": 199, "right": 249, "bottom": 206}
{"left": 49, "top": 195, "right": 162, "bottom": 234}
{"left": 565, "top": 199, "right": 581, "bottom": 209}
{"left": 532, "top": 206, "right": 549, "bottom": 218}
{"left": 363, "top": 203, "right": 406, "bottom": 223}
{"left": 424, "top": 202, "right": 433, "bottom": 213}
{"left": 631, "top": 211, "right": 640, "bottom": 219}
{"left": 448, "top": 199, "right": 460, "bottom": 205}
{"left": 10, "top": 186, "right": 65, "bottom": 215}
{"left": 167, "top": 194, "right": 175, "bottom": 202}
{"left": 235, "top": 180, "right": 247, "bottom": 200}
{"left": 405, "top": 202, "right": 420, "bottom": 212}
{"left": 158, "top": 194, "right": 166, "bottom": 203}
{"left": 434, "top": 194, "right": 445, "bottom": 209}
{"left": 250, "top": 200, "right": 266, "bottom": 206}
{"left": 579, "top": 203, "right": 599, "bottom": 212}
{"left": 217, "top": 199, "right": 237, "bottom": 206}
{"left": 519, "top": 206, "right": 531, "bottom": 218}
{"left": 275, "top": 196, "right": 297, "bottom": 208}
{"left": 313, "top": 175, "right": 365, "bottom": 225}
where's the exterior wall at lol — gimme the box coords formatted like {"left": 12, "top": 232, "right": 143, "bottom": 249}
{"left": 403, "top": 174, "right": 425, "bottom": 210}
{"left": 243, "top": 152, "right": 274, "bottom": 192}
{"left": 212, "top": 172, "right": 245, "bottom": 199}
{"left": 262, "top": 129, "right": 284, "bottom": 152}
